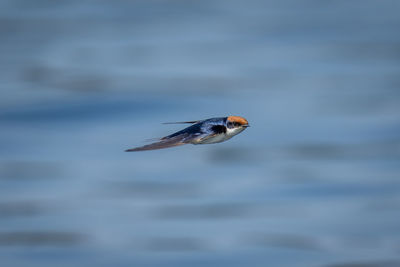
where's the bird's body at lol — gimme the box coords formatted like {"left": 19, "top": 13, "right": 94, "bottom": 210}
{"left": 125, "top": 116, "right": 249, "bottom": 152}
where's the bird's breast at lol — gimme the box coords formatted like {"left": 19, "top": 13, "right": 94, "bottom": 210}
{"left": 198, "top": 133, "right": 231, "bottom": 144}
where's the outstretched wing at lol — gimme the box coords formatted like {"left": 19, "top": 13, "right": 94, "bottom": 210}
{"left": 125, "top": 133, "right": 200, "bottom": 152}
{"left": 126, "top": 120, "right": 208, "bottom": 152}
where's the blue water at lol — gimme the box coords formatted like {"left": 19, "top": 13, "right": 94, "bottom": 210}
{"left": 1, "top": 0, "right": 400, "bottom": 266}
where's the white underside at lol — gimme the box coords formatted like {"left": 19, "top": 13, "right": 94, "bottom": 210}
{"left": 196, "top": 127, "right": 245, "bottom": 144}
{"left": 199, "top": 134, "right": 232, "bottom": 144}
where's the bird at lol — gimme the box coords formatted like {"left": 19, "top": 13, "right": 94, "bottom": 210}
{"left": 125, "top": 116, "right": 249, "bottom": 152}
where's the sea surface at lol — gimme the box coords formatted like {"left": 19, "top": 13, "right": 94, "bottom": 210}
{"left": 1, "top": 0, "right": 400, "bottom": 266}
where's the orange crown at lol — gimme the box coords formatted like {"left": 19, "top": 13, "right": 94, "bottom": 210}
{"left": 227, "top": 116, "right": 249, "bottom": 125}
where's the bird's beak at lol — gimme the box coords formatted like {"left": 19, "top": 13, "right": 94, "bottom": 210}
{"left": 243, "top": 124, "right": 250, "bottom": 128}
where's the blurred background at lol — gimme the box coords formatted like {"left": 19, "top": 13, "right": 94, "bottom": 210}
{"left": 1, "top": 0, "right": 400, "bottom": 266}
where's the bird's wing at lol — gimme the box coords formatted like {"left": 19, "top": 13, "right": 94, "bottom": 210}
{"left": 125, "top": 133, "right": 200, "bottom": 152}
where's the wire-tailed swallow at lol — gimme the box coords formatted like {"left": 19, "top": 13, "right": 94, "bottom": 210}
{"left": 125, "top": 116, "right": 249, "bottom": 152}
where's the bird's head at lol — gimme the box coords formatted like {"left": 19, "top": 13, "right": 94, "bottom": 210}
{"left": 226, "top": 116, "right": 250, "bottom": 135}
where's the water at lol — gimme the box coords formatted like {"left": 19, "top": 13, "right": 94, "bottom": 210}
{"left": 1, "top": 0, "right": 400, "bottom": 266}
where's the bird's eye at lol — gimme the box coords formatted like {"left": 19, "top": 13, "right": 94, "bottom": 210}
{"left": 234, "top": 122, "right": 240, "bottom": 127}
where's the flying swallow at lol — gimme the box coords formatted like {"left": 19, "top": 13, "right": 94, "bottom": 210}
{"left": 125, "top": 116, "right": 249, "bottom": 152}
